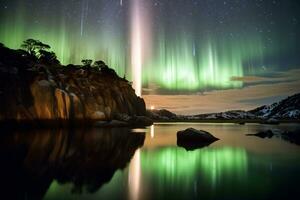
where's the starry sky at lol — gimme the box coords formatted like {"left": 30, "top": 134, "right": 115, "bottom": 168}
{"left": 0, "top": 0, "right": 300, "bottom": 114}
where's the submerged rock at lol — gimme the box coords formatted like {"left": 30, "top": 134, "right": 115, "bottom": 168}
{"left": 247, "top": 129, "right": 300, "bottom": 145}
{"left": 177, "top": 128, "right": 219, "bottom": 151}
{"left": 281, "top": 130, "right": 300, "bottom": 145}
{"left": 246, "top": 130, "right": 274, "bottom": 138}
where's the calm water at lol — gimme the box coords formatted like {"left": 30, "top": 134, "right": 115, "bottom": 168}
{"left": 1, "top": 123, "right": 300, "bottom": 200}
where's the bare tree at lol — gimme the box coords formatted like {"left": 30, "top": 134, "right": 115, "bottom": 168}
{"left": 21, "top": 39, "right": 50, "bottom": 57}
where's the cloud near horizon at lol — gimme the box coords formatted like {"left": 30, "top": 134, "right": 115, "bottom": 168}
{"left": 143, "top": 69, "right": 300, "bottom": 115}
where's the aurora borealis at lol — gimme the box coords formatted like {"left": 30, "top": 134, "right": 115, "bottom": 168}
{"left": 141, "top": 147, "right": 248, "bottom": 186}
{"left": 1, "top": 0, "right": 300, "bottom": 105}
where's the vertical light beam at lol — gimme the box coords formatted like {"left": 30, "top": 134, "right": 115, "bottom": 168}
{"left": 150, "top": 124, "right": 155, "bottom": 138}
{"left": 128, "top": 149, "right": 141, "bottom": 200}
{"left": 131, "top": 0, "right": 143, "bottom": 96}
{"left": 80, "top": 0, "right": 89, "bottom": 37}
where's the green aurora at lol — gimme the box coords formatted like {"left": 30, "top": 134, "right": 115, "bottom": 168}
{"left": 0, "top": 18, "right": 263, "bottom": 91}
{"left": 1, "top": 0, "right": 297, "bottom": 92}
{"left": 0, "top": 0, "right": 128, "bottom": 77}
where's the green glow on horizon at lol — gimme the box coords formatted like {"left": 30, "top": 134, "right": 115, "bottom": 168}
{"left": 141, "top": 147, "right": 248, "bottom": 187}
{"left": 0, "top": 23, "right": 127, "bottom": 76}
{"left": 0, "top": 1, "right": 127, "bottom": 76}
{"left": 0, "top": 1, "right": 271, "bottom": 91}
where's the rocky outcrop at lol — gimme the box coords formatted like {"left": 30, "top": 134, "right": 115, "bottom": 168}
{"left": 0, "top": 45, "right": 150, "bottom": 127}
{"left": 147, "top": 109, "right": 178, "bottom": 120}
{"left": 177, "top": 128, "right": 219, "bottom": 150}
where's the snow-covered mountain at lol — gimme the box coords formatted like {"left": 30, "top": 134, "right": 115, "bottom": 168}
{"left": 148, "top": 93, "right": 300, "bottom": 120}
{"left": 189, "top": 110, "right": 257, "bottom": 120}
{"left": 249, "top": 93, "right": 300, "bottom": 119}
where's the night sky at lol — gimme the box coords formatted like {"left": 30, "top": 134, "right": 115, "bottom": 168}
{"left": 1, "top": 0, "right": 300, "bottom": 113}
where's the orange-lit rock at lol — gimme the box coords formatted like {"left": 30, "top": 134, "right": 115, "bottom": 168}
{"left": 0, "top": 45, "right": 148, "bottom": 126}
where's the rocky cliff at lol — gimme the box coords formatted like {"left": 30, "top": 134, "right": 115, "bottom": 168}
{"left": 0, "top": 44, "right": 149, "bottom": 127}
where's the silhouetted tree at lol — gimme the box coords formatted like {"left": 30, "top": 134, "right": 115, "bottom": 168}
{"left": 81, "top": 59, "right": 93, "bottom": 67}
{"left": 101, "top": 65, "right": 117, "bottom": 76}
{"left": 39, "top": 50, "right": 60, "bottom": 64}
{"left": 93, "top": 60, "right": 108, "bottom": 70}
{"left": 92, "top": 60, "right": 117, "bottom": 76}
{"left": 21, "top": 39, "right": 51, "bottom": 57}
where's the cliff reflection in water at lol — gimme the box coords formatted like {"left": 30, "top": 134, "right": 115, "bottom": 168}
{"left": 0, "top": 128, "right": 145, "bottom": 200}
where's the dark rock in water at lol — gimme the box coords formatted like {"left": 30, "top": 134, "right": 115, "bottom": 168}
{"left": 247, "top": 130, "right": 274, "bottom": 138}
{"left": 247, "top": 129, "right": 300, "bottom": 145}
{"left": 281, "top": 130, "right": 300, "bottom": 145}
{"left": 177, "top": 128, "right": 219, "bottom": 151}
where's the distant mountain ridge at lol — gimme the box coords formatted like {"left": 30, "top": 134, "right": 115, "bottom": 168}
{"left": 148, "top": 93, "right": 300, "bottom": 121}
{"left": 249, "top": 93, "right": 300, "bottom": 119}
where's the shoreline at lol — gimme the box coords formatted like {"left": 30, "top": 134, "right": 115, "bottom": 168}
{"left": 1, "top": 118, "right": 299, "bottom": 131}
{"left": 152, "top": 119, "right": 300, "bottom": 124}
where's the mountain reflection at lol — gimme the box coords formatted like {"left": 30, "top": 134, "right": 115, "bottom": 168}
{"left": 0, "top": 128, "right": 145, "bottom": 200}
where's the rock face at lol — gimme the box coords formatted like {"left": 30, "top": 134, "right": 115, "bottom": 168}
{"left": 0, "top": 45, "right": 148, "bottom": 126}
{"left": 177, "top": 128, "right": 219, "bottom": 150}
{"left": 147, "top": 109, "right": 178, "bottom": 120}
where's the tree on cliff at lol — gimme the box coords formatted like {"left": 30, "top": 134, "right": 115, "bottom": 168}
{"left": 81, "top": 59, "right": 93, "bottom": 67}
{"left": 21, "top": 39, "right": 51, "bottom": 57}
{"left": 93, "top": 60, "right": 116, "bottom": 75}
{"left": 94, "top": 60, "right": 107, "bottom": 70}
{"left": 39, "top": 50, "right": 60, "bottom": 65}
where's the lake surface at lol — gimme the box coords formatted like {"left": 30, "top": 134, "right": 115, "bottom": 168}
{"left": 1, "top": 123, "right": 300, "bottom": 200}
